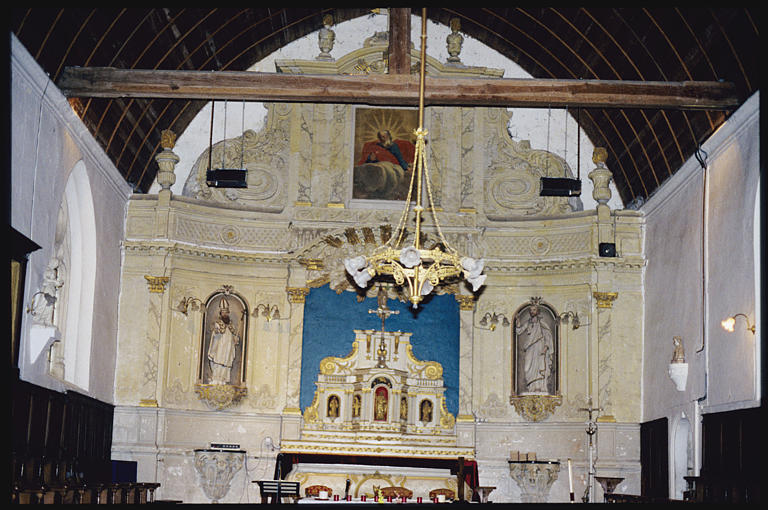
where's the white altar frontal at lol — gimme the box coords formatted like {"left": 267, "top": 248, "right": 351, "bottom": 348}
{"left": 280, "top": 296, "right": 475, "bottom": 499}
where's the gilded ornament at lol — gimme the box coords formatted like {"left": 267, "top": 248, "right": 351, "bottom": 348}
{"left": 455, "top": 294, "right": 475, "bottom": 311}
{"left": 592, "top": 147, "right": 608, "bottom": 165}
{"left": 287, "top": 286, "right": 310, "bottom": 303}
{"left": 160, "top": 129, "right": 177, "bottom": 149}
{"left": 194, "top": 383, "right": 247, "bottom": 410}
{"left": 144, "top": 275, "right": 169, "bottom": 293}
{"left": 509, "top": 394, "right": 563, "bottom": 422}
{"left": 439, "top": 397, "right": 455, "bottom": 429}
{"left": 593, "top": 291, "right": 618, "bottom": 309}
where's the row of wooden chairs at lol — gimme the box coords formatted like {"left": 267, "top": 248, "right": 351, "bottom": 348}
{"left": 11, "top": 481, "right": 160, "bottom": 505}
{"left": 303, "top": 484, "right": 455, "bottom": 500}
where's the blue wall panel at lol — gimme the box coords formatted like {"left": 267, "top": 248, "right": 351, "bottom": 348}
{"left": 300, "top": 285, "right": 460, "bottom": 416}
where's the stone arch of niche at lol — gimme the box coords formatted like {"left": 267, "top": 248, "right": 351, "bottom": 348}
{"left": 294, "top": 223, "right": 468, "bottom": 303}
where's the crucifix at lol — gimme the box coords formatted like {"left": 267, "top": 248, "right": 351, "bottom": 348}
{"left": 369, "top": 285, "right": 399, "bottom": 368}
{"left": 579, "top": 397, "right": 603, "bottom": 503}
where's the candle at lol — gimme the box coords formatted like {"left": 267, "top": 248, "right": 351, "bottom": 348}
{"left": 568, "top": 458, "right": 574, "bottom": 495}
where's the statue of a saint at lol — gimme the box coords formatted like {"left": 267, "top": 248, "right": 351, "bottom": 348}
{"left": 207, "top": 297, "right": 243, "bottom": 385}
{"left": 671, "top": 336, "right": 685, "bottom": 363}
{"left": 420, "top": 399, "right": 433, "bottom": 422}
{"left": 515, "top": 302, "right": 554, "bottom": 393}
{"left": 29, "top": 258, "right": 64, "bottom": 327}
{"left": 400, "top": 397, "right": 408, "bottom": 420}
{"left": 352, "top": 394, "right": 361, "bottom": 418}
{"left": 374, "top": 391, "right": 388, "bottom": 421}
{"left": 327, "top": 395, "right": 340, "bottom": 418}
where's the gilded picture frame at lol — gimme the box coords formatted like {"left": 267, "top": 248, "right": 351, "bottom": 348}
{"left": 351, "top": 106, "right": 418, "bottom": 201}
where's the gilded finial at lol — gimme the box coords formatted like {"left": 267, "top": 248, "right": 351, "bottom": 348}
{"left": 160, "top": 129, "right": 177, "bottom": 150}
{"left": 592, "top": 147, "right": 608, "bottom": 165}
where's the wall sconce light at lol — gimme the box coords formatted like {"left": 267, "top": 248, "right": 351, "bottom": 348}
{"left": 559, "top": 311, "right": 581, "bottom": 330}
{"left": 174, "top": 296, "right": 204, "bottom": 316}
{"left": 721, "top": 313, "right": 756, "bottom": 334}
{"left": 478, "top": 312, "right": 510, "bottom": 331}
{"left": 253, "top": 304, "right": 280, "bottom": 322}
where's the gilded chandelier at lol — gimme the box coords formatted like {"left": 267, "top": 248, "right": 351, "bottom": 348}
{"left": 344, "top": 8, "right": 486, "bottom": 308}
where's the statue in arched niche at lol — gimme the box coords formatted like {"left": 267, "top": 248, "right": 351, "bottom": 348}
{"left": 201, "top": 291, "right": 248, "bottom": 386}
{"left": 327, "top": 395, "right": 340, "bottom": 418}
{"left": 374, "top": 387, "right": 388, "bottom": 421}
{"left": 420, "top": 399, "right": 433, "bottom": 423}
{"left": 513, "top": 297, "right": 559, "bottom": 395}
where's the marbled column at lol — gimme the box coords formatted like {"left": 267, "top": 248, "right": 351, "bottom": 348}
{"left": 141, "top": 275, "right": 169, "bottom": 407}
{"left": 284, "top": 286, "right": 309, "bottom": 412}
{"left": 456, "top": 294, "right": 476, "bottom": 447}
{"left": 593, "top": 291, "right": 618, "bottom": 419}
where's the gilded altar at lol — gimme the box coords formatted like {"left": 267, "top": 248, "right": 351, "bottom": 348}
{"left": 280, "top": 326, "right": 472, "bottom": 460}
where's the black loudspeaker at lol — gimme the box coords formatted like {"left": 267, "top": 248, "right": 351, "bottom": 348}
{"left": 540, "top": 177, "right": 582, "bottom": 197}
{"left": 206, "top": 168, "right": 248, "bottom": 188}
{"left": 599, "top": 242, "right": 617, "bottom": 257}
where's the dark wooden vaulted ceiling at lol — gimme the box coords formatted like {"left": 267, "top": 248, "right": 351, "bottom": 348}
{"left": 11, "top": 8, "right": 759, "bottom": 206}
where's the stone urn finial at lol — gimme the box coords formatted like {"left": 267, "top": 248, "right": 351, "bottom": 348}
{"left": 155, "top": 128, "right": 180, "bottom": 192}
{"left": 446, "top": 18, "right": 464, "bottom": 64}
{"left": 317, "top": 14, "right": 336, "bottom": 61}
{"left": 588, "top": 147, "right": 613, "bottom": 206}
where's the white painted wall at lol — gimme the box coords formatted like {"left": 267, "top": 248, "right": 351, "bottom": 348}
{"left": 642, "top": 91, "right": 760, "bottom": 485}
{"left": 11, "top": 34, "right": 132, "bottom": 402}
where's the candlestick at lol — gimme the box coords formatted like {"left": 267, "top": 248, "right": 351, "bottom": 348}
{"left": 568, "top": 458, "right": 573, "bottom": 493}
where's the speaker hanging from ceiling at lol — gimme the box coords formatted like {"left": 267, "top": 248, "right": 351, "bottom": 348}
{"left": 206, "top": 100, "right": 248, "bottom": 188}
{"left": 540, "top": 106, "right": 582, "bottom": 197}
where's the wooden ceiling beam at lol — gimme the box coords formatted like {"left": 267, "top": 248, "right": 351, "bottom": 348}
{"left": 57, "top": 67, "right": 738, "bottom": 110}
{"left": 387, "top": 8, "right": 411, "bottom": 75}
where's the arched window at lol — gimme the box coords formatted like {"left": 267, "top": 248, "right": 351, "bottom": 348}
{"left": 53, "top": 161, "right": 97, "bottom": 389}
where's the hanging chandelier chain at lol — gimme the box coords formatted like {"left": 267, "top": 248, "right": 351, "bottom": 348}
{"left": 343, "top": 7, "right": 486, "bottom": 308}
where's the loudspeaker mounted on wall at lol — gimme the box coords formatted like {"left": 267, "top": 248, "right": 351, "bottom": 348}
{"left": 599, "top": 242, "right": 617, "bottom": 257}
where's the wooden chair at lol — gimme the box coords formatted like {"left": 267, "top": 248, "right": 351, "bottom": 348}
{"left": 380, "top": 486, "right": 413, "bottom": 499}
{"left": 304, "top": 484, "right": 333, "bottom": 498}
{"left": 429, "top": 488, "right": 455, "bottom": 500}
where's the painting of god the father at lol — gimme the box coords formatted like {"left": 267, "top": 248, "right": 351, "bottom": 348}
{"left": 352, "top": 107, "right": 418, "bottom": 201}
